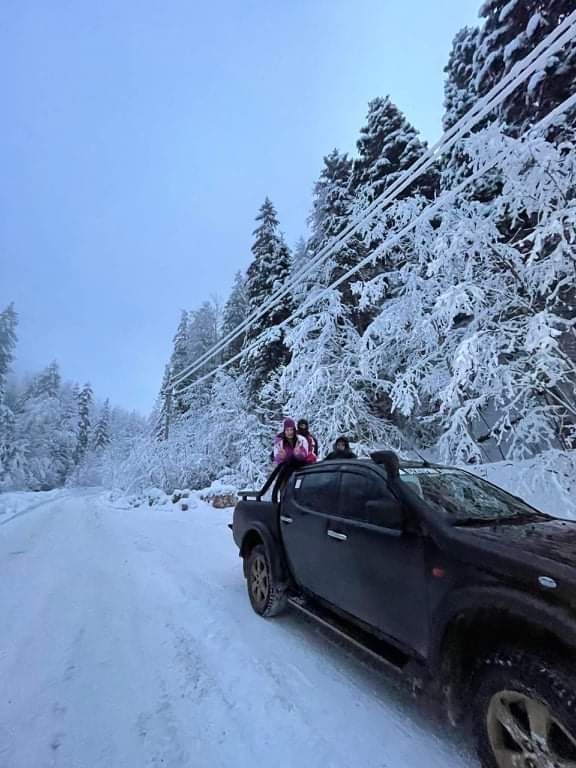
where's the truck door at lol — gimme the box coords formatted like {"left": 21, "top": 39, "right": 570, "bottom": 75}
{"left": 322, "top": 468, "right": 429, "bottom": 656}
{"left": 280, "top": 468, "right": 340, "bottom": 596}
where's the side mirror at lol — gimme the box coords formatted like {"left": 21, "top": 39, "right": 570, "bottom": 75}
{"left": 366, "top": 499, "right": 404, "bottom": 530}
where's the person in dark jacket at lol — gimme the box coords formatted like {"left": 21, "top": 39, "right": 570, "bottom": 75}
{"left": 325, "top": 436, "right": 356, "bottom": 460}
{"left": 297, "top": 418, "right": 318, "bottom": 463}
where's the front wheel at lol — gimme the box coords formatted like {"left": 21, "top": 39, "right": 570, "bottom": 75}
{"left": 473, "top": 650, "right": 576, "bottom": 768}
{"left": 246, "top": 544, "right": 287, "bottom": 618}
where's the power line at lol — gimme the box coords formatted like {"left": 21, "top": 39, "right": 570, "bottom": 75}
{"left": 171, "top": 10, "right": 576, "bottom": 391}
{"left": 175, "top": 89, "right": 576, "bottom": 396}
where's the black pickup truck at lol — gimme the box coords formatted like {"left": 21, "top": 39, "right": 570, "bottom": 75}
{"left": 231, "top": 451, "right": 576, "bottom": 768}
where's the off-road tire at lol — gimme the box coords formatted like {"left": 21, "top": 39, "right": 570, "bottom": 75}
{"left": 246, "top": 544, "right": 287, "bottom": 618}
{"left": 472, "top": 649, "right": 576, "bottom": 768}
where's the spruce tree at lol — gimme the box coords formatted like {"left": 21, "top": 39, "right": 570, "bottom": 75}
{"left": 154, "top": 364, "right": 172, "bottom": 441}
{"left": 309, "top": 149, "right": 371, "bottom": 330}
{"left": 13, "top": 362, "right": 74, "bottom": 488}
{"left": 188, "top": 300, "right": 220, "bottom": 373}
{"left": 170, "top": 310, "right": 190, "bottom": 378}
{"left": 221, "top": 271, "right": 249, "bottom": 363}
{"left": 242, "top": 198, "right": 293, "bottom": 398}
{"left": 76, "top": 383, "right": 93, "bottom": 462}
{"left": 442, "top": 27, "right": 481, "bottom": 190}
{"left": 351, "top": 97, "right": 436, "bottom": 203}
{"left": 0, "top": 304, "right": 18, "bottom": 485}
{"left": 474, "top": 1, "right": 576, "bottom": 133}
{"left": 93, "top": 399, "right": 111, "bottom": 450}
{"left": 443, "top": 27, "right": 480, "bottom": 131}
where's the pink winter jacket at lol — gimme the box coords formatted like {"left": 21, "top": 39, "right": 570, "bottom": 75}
{"left": 273, "top": 433, "right": 309, "bottom": 465}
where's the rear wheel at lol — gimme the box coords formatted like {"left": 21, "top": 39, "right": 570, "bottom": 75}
{"left": 473, "top": 651, "right": 576, "bottom": 768}
{"left": 246, "top": 544, "right": 287, "bottom": 618}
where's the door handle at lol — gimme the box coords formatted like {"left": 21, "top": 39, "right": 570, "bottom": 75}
{"left": 280, "top": 515, "right": 293, "bottom": 524}
{"left": 327, "top": 530, "right": 347, "bottom": 541}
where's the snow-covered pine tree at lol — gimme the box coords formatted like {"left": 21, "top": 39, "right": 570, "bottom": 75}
{"left": 308, "top": 149, "right": 371, "bottom": 331}
{"left": 358, "top": 124, "right": 576, "bottom": 462}
{"left": 170, "top": 299, "right": 221, "bottom": 420}
{"left": 347, "top": 98, "right": 439, "bottom": 338}
{"left": 351, "top": 96, "right": 436, "bottom": 204}
{"left": 93, "top": 399, "right": 111, "bottom": 450}
{"left": 76, "top": 382, "right": 93, "bottom": 463}
{"left": 221, "top": 271, "right": 249, "bottom": 364}
{"left": 153, "top": 364, "right": 172, "bottom": 441}
{"left": 444, "top": 27, "right": 480, "bottom": 130}
{"left": 13, "top": 362, "right": 75, "bottom": 488}
{"left": 291, "top": 237, "right": 311, "bottom": 305}
{"left": 188, "top": 299, "right": 220, "bottom": 374}
{"left": 53, "top": 382, "right": 80, "bottom": 483}
{"left": 0, "top": 303, "right": 19, "bottom": 486}
{"left": 0, "top": 304, "right": 17, "bottom": 388}
{"left": 442, "top": 26, "right": 480, "bottom": 190}
{"left": 474, "top": 0, "right": 576, "bottom": 134}
{"left": 241, "top": 198, "right": 293, "bottom": 401}
{"left": 170, "top": 310, "right": 190, "bottom": 379}
{"left": 277, "top": 148, "right": 404, "bottom": 453}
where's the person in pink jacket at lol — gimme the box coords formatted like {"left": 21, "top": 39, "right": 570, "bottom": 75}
{"left": 273, "top": 418, "right": 309, "bottom": 465}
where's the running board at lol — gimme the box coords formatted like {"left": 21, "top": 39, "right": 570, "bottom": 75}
{"left": 287, "top": 596, "right": 409, "bottom": 672}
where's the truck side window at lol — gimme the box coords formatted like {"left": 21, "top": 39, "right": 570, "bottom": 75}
{"left": 339, "top": 472, "right": 391, "bottom": 522}
{"left": 296, "top": 472, "right": 339, "bottom": 514}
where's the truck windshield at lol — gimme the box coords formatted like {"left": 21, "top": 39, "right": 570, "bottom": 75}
{"left": 399, "top": 468, "right": 546, "bottom": 524}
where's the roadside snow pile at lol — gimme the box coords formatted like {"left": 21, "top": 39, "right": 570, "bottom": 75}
{"left": 469, "top": 450, "right": 576, "bottom": 520}
{"left": 0, "top": 489, "right": 66, "bottom": 521}
{"left": 199, "top": 479, "right": 238, "bottom": 509}
{"left": 107, "top": 486, "right": 171, "bottom": 510}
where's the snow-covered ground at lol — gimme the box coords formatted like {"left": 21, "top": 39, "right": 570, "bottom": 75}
{"left": 0, "top": 489, "right": 477, "bottom": 768}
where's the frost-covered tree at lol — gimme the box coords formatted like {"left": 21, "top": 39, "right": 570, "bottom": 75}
{"left": 53, "top": 382, "right": 80, "bottom": 482}
{"left": 170, "top": 310, "right": 190, "bottom": 378}
{"left": 442, "top": 26, "right": 480, "bottom": 190}
{"left": 153, "top": 364, "right": 172, "bottom": 441}
{"left": 119, "top": 372, "right": 270, "bottom": 493}
{"left": 291, "top": 238, "right": 311, "bottom": 304}
{"left": 276, "top": 148, "right": 404, "bottom": 452}
{"left": 188, "top": 299, "right": 220, "bottom": 373}
{"left": 351, "top": 96, "right": 436, "bottom": 203}
{"left": 76, "top": 382, "right": 93, "bottom": 463}
{"left": 93, "top": 399, "right": 111, "bottom": 450}
{"left": 169, "top": 299, "right": 221, "bottom": 416}
{"left": 13, "top": 362, "right": 77, "bottom": 488}
{"left": 221, "top": 271, "right": 249, "bottom": 363}
{"left": 309, "top": 148, "right": 371, "bottom": 330}
{"left": 242, "top": 198, "right": 293, "bottom": 399}
{"left": 359, "top": 124, "right": 576, "bottom": 462}
{"left": 0, "top": 304, "right": 17, "bottom": 386}
{"left": 444, "top": 27, "right": 480, "bottom": 130}
{"left": 474, "top": 0, "right": 576, "bottom": 133}
{"left": 0, "top": 303, "right": 19, "bottom": 485}
{"left": 280, "top": 285, "right": 404, "bottom": 456}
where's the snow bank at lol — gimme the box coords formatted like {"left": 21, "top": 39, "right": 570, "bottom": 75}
{"left": 467, "top": 450, "right": 576, "bottom": 520}
{"left": 0, "top": 489, "right": 67, "bottom": 522}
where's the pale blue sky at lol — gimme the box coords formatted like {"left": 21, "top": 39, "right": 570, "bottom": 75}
{"left": 0, "top": 0, "right": 480, "bottom": 413}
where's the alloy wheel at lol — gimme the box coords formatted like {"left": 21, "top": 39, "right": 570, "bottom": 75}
{"left": 250, "top": 553, "right": 270, "bottom": 610}
{"left": 487, "top": 690, "right": 576, "bottom": 768}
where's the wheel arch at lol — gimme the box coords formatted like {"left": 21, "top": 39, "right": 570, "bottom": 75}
{"left": 432, "top": 587, "right": 576, "bottom": 723}
{"left": 240, "top": 524, "right": 289, "bottom": 585}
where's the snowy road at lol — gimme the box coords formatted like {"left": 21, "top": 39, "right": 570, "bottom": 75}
{"left": 0, "top": 491, "right": 477, "bottom": 768}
